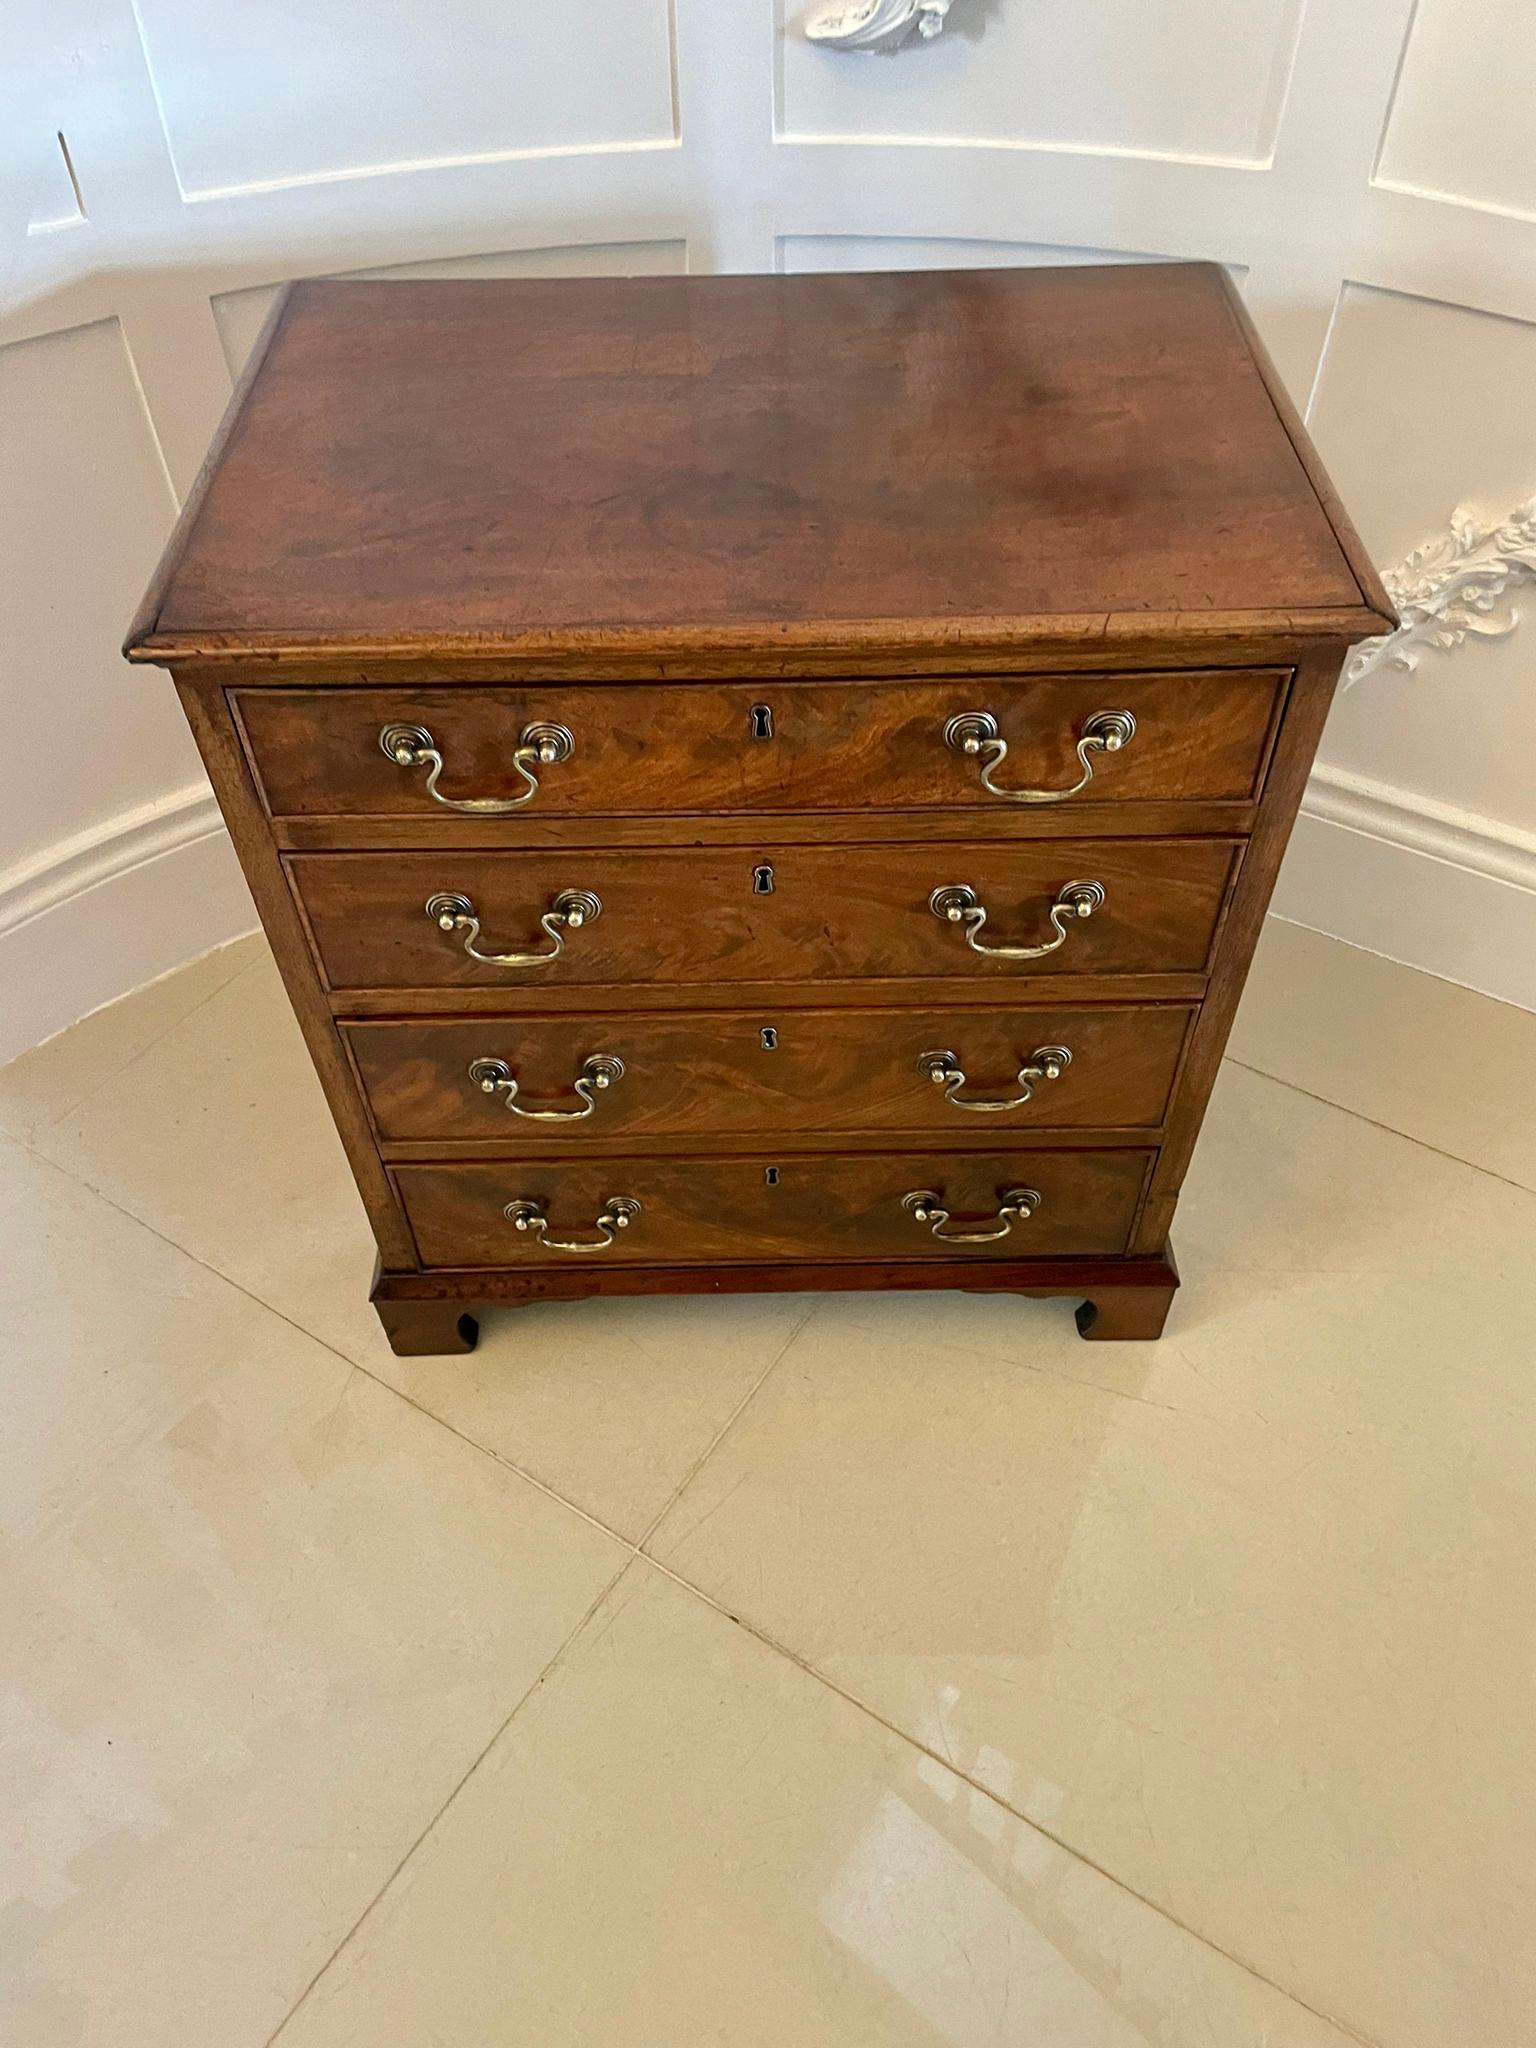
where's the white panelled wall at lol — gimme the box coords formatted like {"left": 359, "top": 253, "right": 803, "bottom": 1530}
{"left": 4, "top": 0, "right": 1535, "bottom": 1058}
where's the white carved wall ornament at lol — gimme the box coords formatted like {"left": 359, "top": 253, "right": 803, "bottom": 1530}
{"left": 1346, "top": 498, "right": 1536, "bottom": 686}
{"left": 803, "top": 0, "right": 954, "bottom": 53}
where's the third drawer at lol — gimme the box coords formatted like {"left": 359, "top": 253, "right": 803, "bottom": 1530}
{"left": 346, "top": 1003, "right": 1195, "bottom": 1143}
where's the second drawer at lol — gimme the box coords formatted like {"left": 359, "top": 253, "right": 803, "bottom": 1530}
{"left": 347, "top": 1003, "right": 1195, "bottom": 1143}
{"left": 292, "top": 840, "right": 1239, "bottom": 991}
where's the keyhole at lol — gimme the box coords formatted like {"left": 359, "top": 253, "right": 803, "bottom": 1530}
{"left": 750, "top": 704, "right": 774, "bottom": 741}
{"left": 764, "top": 1166, "right": 780, "bottom": 1186}
{"left": 752, "top": 863, "right": 775, "bottom": 895}
{"left": 760, "top": 1026, "right": 778, "bottom": 1051}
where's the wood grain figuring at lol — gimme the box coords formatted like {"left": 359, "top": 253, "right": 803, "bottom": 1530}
{"left": 289, "top": 840, "right": 1240, "bottom": 992}
{"left": 345, "top": 1003, "right": 1195, "bottom": 1144}
{"left": 125, "top": 267, "right": 1391, "bottom": 665}
{"left": 127, "top": 266, "right": 1389, "bottom": 1349}
{"left": 394, "top": 1148, "right": 1154, "bottom": 1269}
{"left": 235, "top": 671, "right": 1286, "bottom": 819}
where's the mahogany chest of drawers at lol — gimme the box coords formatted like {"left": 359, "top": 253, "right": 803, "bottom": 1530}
{"left": 126, "top": 265, "right": 1392, "bottom": 1354}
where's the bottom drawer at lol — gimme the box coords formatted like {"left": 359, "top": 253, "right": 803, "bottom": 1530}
{"left": 395, "top": 1149, "right": 1153, "bottom": 1268}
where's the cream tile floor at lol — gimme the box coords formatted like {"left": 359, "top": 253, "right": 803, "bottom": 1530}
{"left": 3, "top": 935, "right": 1533, "bottom": 2048}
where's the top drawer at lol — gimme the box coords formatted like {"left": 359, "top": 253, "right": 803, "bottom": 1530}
{"left": 234, "top": 672, "right": 1286, "bottom": 822}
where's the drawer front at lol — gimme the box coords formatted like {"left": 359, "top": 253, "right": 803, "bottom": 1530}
{"left": 291, "top": 840, "right": 1238, "bottom": 992}
{"left": 237, "top": 672, "right": 1284, "bottom": 820}
{"left": 396, "top": 1149, "right": 1154, "bottom": 1267}
{"left": 348, "top": 1004, "right": 1194, "bottom": 1142}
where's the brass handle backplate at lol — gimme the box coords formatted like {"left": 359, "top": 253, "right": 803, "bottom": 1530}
{"left": 425, "top": 889, "right": 600, "bottom": 969}
{"left": 468, "top": 1053, "right": 624, "bottom": 1122}
{"left": 929, "top": 879, "right": 1105, "bottom": 960}
{"left": 381, "top": 720, "right": 573, "bottom": 813}
{"left": 503, "top": 1194, "right": 641, "bottom": 1252}
{"left": 916, "top": 1044, "right": 1071, "bottom": 1114}
{"left": 902, "top": 1186, "right": 1042, "bottom": 1244}
{"left": 944, "top": 709, "right": 1136, "bottom": 804}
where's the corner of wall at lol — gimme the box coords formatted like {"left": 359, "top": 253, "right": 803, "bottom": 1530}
{"left": 0, "top": 788, "right": 256, "bottom": 1067}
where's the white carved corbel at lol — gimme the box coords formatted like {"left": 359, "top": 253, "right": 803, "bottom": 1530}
{"left": 803, "top": 0, "right": 954, "bottom": 53}
{"left": 1346, "top": 497, "right": 1536, "bottom": 686}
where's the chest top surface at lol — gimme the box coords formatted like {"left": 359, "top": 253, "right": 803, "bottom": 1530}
{"left": 126, "top": 264, "right": 1391, "bottom": 667}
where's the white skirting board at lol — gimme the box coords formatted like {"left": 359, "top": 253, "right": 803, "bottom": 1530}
{"left": 0, "top": 786, "right": 256, "bottom": 1067}
{"left": 2, "top": 758, "right": 1533, "bottom": 1070}
{"left": 1278, "top": 764, "right": 1536, "bottom": 1014}
{"left": 1228, "top": 915, "right": 1536, "bottom": 1197}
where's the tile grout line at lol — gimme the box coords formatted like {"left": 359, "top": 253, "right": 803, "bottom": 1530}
{"left": 634, "top": 1550, "right": 1386, "bottom": 2048}
{"left": 632, "top": 1299, "right": 820, "bottom": 1553}
{"left": 1223, "top": 1055, "right": 1536, "bottom": 1203}
{"left": 347, "top": 1356, "right": 640, "bottom": 1550}
{"left": 9, "top": 1131, "right": 641, "bottom": 1555}
{"left": 261, "top": 1555, "right": 642, "bottom": 2048}
{"left": 763, "top": 1297, "right": 1218, "bottom": 1417}
{"left": 22, "top": 943, "right": 263, "bottom": 1138}
{"left": 4, "top": 1002, "right": 1463, "bottom": 2043}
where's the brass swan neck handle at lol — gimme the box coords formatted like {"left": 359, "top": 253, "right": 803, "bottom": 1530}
{"left": 902, "top": 1186, "right": 1042, "bottom": 1244}
{"left": 916, "top": 1044, "right": 1071, "bottom": 1113}
{"left": 381, "top": 721, "right": 574, "bottom": 813}
{"left": 424, "top": 889, "right": 600, "bottom": 970}
{"left": 468, "top": 1054, "right": 624, "bottom": 1121}
{"left": 929, "top": 880, "right": 1105, "bottom": 961}
{"left": 503, "top": 1194, "right": 641, "bottom": 1253}
{"left": 945, "top": 709, "right": 1135, "bottom": 805}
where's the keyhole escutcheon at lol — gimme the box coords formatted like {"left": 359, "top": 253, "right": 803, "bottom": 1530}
{"left": 752, "top": 863, "right": 775, "bottom": 895}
